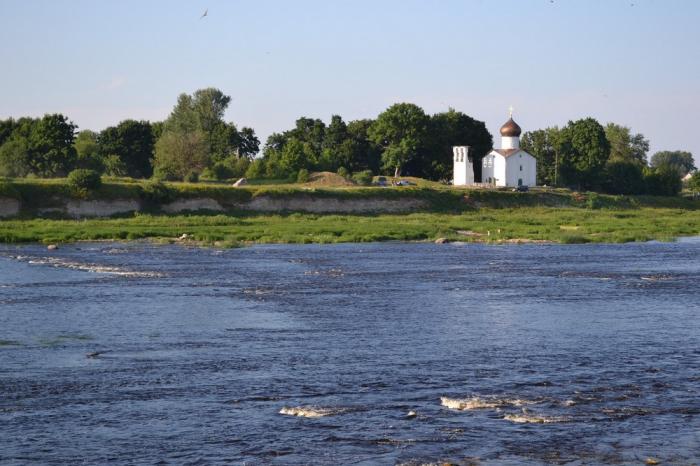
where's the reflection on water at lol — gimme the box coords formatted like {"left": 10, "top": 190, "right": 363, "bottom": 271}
{"left": 0, "top": 241, "right": 699, "bottom": 465}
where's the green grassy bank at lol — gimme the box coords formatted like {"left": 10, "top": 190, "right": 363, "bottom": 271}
{"left": 1, "top": 207, "right": 699, "bottom": 246}
{"left": 1, "top": 178, "right": 699, "bottom": 246}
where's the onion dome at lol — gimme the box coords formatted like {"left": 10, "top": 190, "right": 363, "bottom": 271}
{"left": 500, "top": 118, "right": 522, "bottom": 137}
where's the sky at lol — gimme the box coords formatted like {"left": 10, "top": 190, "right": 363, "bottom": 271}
{"left": 1, "top": 0, "right": 699, "bottom": 163}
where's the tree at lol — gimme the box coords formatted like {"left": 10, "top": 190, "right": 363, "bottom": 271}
{"left": 0, "top": 136, "right": 30, "bottom": 177}
{"left": 237, "top": 127, "right": 260, "bottom": 158}
{"left": 154, "top": 88, "right": 257, "bottom": 180}
{"left": 2, "top": 114, "right": 78, "bottom": 177}
{"left": 98, "top": 120, "right": 155, "bottom": 178}
{"left": 521, "top": 127, "right": 560, "bottom": 186}
{"left": 0, "top": 118, "right": 17, "bottom": 147}
{"left": 74, "top": 130, "right": 103, "bottom": 171}
{"left": 650, "top": 151, "right": 696, "bottom": 176}
{"left": 191, "top": 88, "right": 231, "bottom": 134}
{"left": 346, "top": 119, "right": 381, "bottom": 173}
{"left": 369, "top": 103, "right": 429, "bottom": 177}
{"left": 557, "top": 118, "right": 610, "bottom": 190}
{"left": 153, "top": 130, "right": 208, "bottom": 180}
{"left": 602, "top": 160, "right": 645, "bottom": 195}
{"left": 419, "top": 108, "right": 492, "bottom": 181}
{"left": 604, "top": 123, "right": 649, "bottom": 166}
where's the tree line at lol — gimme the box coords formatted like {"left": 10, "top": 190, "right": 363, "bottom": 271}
{"left": 0, "top": 88, "right": 259, "bottom": 182}
{"left": 521, "top": 119, "right": 696, "bottom": 196}
{"left": 0, "top": 87, "right": 696, "bottom": 196}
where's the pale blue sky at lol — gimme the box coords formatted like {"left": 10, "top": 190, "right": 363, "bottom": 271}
{"left": 1, "top": 0, "right": 698, "bottom": 162}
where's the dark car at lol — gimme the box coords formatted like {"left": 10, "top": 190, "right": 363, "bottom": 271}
{"left": 513, "top": 185, "right": 529, "bottom": 192}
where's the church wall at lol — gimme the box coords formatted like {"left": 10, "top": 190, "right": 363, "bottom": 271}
{"left": 505, "top": 152, "right": 537, "bottom": 187}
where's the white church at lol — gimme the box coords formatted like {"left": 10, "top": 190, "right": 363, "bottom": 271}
{"left": 453, "top": 112, "right": 537, "bottom": 187}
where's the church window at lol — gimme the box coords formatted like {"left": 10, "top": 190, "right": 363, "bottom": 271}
{"left": 520, "top": 165, "right": 523, "bottom": 171}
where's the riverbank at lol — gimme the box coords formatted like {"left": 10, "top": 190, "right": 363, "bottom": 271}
{"left": 2, "top": 207, "right": 699, "bottom": 247}
{"left": 1, "top": 178, "right": 699, "bottom": 246}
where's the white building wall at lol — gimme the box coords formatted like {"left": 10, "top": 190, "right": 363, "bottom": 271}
{"left": 452, "top": 146, "right": 474, "bottom": 186}
{"left": 504, "top": 152, "right": 537, "bottom": 187}
{"left": 493, "top": 153, "right": 507, "bottom": 186}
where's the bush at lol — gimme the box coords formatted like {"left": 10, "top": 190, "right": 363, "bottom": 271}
{"left": 67, "top": 169, "right": 102, "bottom": 193}
{"left": 184, "top": 170, "right": 200, "bottom": 183}
{"left": 245, "top": 158, "right": 266, "bottom": 179}
{"left": 352, "top": 170, "right": 374, "bottom": 186}
{"left": 337, "top": 167, "right": 349, "bottom": 179}
{"left": 644, "top": 167, "right": 682, "bottom": 196}
{"left": 297, "top": 168, "right": 310, "bottom": 183}
{"left": 140, "top": 180, "right": 174, "bottom": 204}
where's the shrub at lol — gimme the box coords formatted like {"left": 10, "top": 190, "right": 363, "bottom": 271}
{"left": 586, "top": 193, "right": 603, "bottom": 209}
{"left": 245, "top": 158, "right": 266, "bottom": 179}
{"left": 140, "top": 180, "right": 174, "bottom": 204}
{"left": 67, "top": 169, "right": 102, "bottom": 193}
{"left": 337, "top": 167, "right": 349, "bottom": 179}
{"left": 352, "top": 170, "right": 374, "bottom": 186}
{"left": 644, "top": 167, "right": 682, "bottom": 196}
{"left": 297, "top": 168, "right": 310, "bottom": 183}
{"left": 184, "top": 170, "right": 200, "bottom": 183}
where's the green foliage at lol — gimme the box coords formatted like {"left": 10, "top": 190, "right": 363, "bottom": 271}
{"left": 140, "top": 180, "right": 175, "bottom": 204}
{"left": 417, "top": 108, "right": 493, "bottom": 182}
{"left": 687, "top": 171, "right": 700, "bottom": 191}
{"left": 351, "top": 170, "right": 374, "bottom": 186}
{"left": 602, "top": 160, "right": 645, "bottom": 195}
{"left": 153, "top": 130, "right": 208, "bottom": 180}
{"left": 650, "top": 150, "right": 696, "bottom": 176}
{"left": 98, "top": 120, "right": 155, "bottom": 178}
{"left": 558, "top": 118, "right": 610, "bottom": 190}
{"left": 154, "top": 88, "right": 258, "bottom": 180}
{"left": 369, "top": 103, "right": 429, "bottom": 177}
{"left": 644, "top": 166, "right": 682, "bottom": 196}
{"left": 296, "top": 168, "right": 310, "bottom": 183}
{"left": 102, "top": 154, "right": 128, "bottom": 177}
{"left": 67, "top": 169, "right": 102, "bottom": 194}
{"left": 521, "top": 127, "right": 560, "bottom": 186}
{"left": 185, "top": 170, "right": 200, "bottom": 183}
{"left": 336, "top": 166, "right": 349, "bottom": 178}
{"left": 0, "top": 114, "right": 77, "bottom": 178}
{"left": 604, "top": 123, "right": 649, "bottom": 166}
{"left": 73, "top": 130, "right": 103, "bottom": 171}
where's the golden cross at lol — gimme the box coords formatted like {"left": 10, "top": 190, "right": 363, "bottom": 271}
{"left": 509, "top": 105, "right": 514, "bottom": 118}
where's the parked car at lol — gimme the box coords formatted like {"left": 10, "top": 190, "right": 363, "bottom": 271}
{"left": 512, "top": 185, "right": 529, "bottom": 192}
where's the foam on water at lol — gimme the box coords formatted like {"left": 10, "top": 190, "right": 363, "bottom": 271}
{"left": 279, "top": 406, "right": 348, "bottom": 418}
{"left": 8, "top": 255, "right": 163, "bottom": 278}
{"left": 440, "top": 396, "right": 536, "bottom": 411}
{"left": 503, "top": 411, "right": 571, "bottom": 424}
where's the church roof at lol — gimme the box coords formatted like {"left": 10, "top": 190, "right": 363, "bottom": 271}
{"left": 500, "top": 118, "right": 522, "bottom": 137}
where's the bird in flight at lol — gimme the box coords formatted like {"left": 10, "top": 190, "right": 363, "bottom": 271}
{"left": 200, "top": 9, "right": 208, "bottom": 19}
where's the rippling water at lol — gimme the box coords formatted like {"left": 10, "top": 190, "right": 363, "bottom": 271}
{"left": 1, "top": 240, "right": 699, "bottom": 465}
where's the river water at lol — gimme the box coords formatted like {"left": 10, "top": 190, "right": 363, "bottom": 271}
{"left": 0, "top": 240, "right": 699, "bottom": 465}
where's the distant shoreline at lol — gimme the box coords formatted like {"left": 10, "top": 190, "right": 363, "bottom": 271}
{"left": 1, "top": 178, "right": 699, "bottom": 247}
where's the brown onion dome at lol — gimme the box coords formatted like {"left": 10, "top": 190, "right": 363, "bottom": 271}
{"left": 500, "top": 118, "right": 522, "bottom": 137}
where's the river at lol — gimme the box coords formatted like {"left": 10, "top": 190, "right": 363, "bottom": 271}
{"left": 1, "top": 240, "right": 699, "bottom": 465}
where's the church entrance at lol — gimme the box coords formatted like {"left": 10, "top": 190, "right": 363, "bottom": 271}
{"left": 518, "top": 178, "right": 523, "bottom": 186}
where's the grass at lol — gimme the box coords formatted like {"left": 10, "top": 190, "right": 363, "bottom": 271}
{"left": 1, "top": 207, "right": 698, "bottom": 246}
